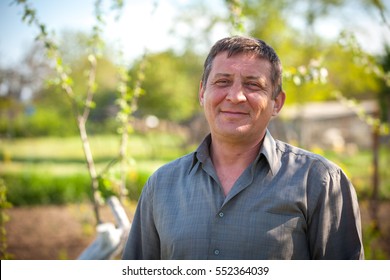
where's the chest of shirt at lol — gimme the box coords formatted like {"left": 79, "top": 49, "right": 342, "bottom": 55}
{"left": 152, "top": 170, "right": 309, "bottom": 259}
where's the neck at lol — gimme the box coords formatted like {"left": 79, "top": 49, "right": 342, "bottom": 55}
{"left": 210, "top": 139, "right": 261, "bottom": 167}
{"left": 209, "top": 133, "right": 265, "bottom": 196}
{"left": 210, "top": 131, "right": 266, "bottom": 167}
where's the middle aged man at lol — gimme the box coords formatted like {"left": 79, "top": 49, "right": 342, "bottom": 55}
{"left": 122, "top": 35, "right": 364, "bottom": 260}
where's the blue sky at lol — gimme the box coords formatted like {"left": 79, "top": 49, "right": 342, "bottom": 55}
{"left": 0, "top": 0, "right": 204, "bottom": 66}
{"left": 0, "top": 0, "right": 389, "bottom": 67}
{"left": 0, "top": 0, "right": 94, "bottom": 65}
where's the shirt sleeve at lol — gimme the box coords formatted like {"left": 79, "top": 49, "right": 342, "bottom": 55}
{"left": 121, "top": 177, "right": 161, "bottom": 260}
{"left": 307, "top": 164, "right": 364, "bottom": 259}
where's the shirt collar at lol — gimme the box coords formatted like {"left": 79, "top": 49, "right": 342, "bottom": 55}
{"left": 258, "top": 129, "right": 281, "bottom": 176}
{"left": 190, "top": 130, "right": 281, "bottom": 176}
{"left": 189, "top": 134, "right": 211, "bottom": 174}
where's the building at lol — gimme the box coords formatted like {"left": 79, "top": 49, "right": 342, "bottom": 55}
{"left": 269, "top": 100, "right": 378, "bottom": 151}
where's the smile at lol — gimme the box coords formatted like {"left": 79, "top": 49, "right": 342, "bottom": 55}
{"left": 221, "top": 110, "right": 248, "bottom": 115}
{"left": 220, "top": 110, "right": 249, "bottom": 118}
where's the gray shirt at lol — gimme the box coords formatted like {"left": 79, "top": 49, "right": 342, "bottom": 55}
{"left": 122, "top": 131, "right": 364, "bottom": 260}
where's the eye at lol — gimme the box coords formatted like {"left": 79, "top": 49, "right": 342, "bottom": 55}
{"left": 214, "top": 79, "right": 231, "bottom": 87}
{"left": 244, "top": 82, "right": 261, "bottom": 90}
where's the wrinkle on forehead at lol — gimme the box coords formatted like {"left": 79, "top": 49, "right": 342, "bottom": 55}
{"left": 209, "top": 53, "right": 272, "bottom": 88}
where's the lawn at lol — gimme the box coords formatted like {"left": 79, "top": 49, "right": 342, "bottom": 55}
{"left": 0, "top": 132, "right": 191, "bottom": 205}
{"left": 1, "top": 132, "right": 389, "bottom": 205}
{"left": 1, "top": 133, "right": 390, "bottom": 259}
{"left": 321, "top": 148, "right": 390, "bottom": 200}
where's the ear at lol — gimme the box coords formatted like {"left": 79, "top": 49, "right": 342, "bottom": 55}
{"left": 272, "top": 91, "right": 286, "bottom": 116}
{"left": 199, "top": 80, "right": 205, "bottom": 106}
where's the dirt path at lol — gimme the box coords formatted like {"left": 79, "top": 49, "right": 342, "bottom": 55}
{"left": 4, "top": 200, "right": 390, "bottom": 260}
{"left": 4, "top": 203, "right": 136, "bottom": 260}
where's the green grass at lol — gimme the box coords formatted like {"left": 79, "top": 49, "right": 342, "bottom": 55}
{"left": 1, "top": 133, "right": 389, "bottom": 206}
{"left": 0, "top": 132, "right": 191, "bottom": 205}
{"left": 315, "top": 147, "right": 390, "bottom": 200}
{"left": 2, "top": 134, "right": 389, "bottom": 260}
{"left": 0, "top": 132, "right": 188, "bottom": 162}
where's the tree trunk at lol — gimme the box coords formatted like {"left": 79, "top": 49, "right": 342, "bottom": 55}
{"left": 78, "top": 116, "right": 101, "bottom": 225}
{"left": 370, "top": 110, "right": 380, "bottom": 232}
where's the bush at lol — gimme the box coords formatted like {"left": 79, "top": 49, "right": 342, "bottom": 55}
{"left": 126, "top": 169, "right": 150, "bottom": 201}
{"left": 4, "top": 173, "right": 91, "bottom": 206}
{"left": 3, "top": 168, "right": 152, "bottom": 206}
{"left": 0, "top": 107, "right": 78, "bottom": 138}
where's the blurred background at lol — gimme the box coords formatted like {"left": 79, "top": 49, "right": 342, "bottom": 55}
{"left": 0, "top": 0, "right": 389, "bottom": 260}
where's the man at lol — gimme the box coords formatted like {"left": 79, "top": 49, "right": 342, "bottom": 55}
{"left": 122, "top": 36, "right": 364, "bottom": 260}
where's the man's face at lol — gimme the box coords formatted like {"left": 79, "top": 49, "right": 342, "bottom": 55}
{"left": 199, "top": 52, "right": 284, "bottom": 143}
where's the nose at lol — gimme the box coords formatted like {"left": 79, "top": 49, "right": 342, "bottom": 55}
{"left": 226, "top": 82, "right": 246, "bottom": 104}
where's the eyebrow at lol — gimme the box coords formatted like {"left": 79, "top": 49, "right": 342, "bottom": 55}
{"left": 213, "top": 73, "right": 265, "bottom": 79}
{"left": 211, "top": 73, "right": 268, "bottom": 88}
{"left": 245, "top": 75, "right": 261, "bottom": 80}
{"left": 213, "top": 73, "right": 233, "bottom": 79}
{"left": 244, "top": 75, "right": 268, "bottom": 88}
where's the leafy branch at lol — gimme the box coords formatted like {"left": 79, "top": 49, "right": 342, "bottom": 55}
{"left": 336, "top": 31, "right": 390, "bottom": 135}
{"left": 338, "top": 31, "right": 390, "bottom": 87}
{"left": 224, "top": 0, "right": 245, "bottom": 34}
{"left": 99, "top": 52, "right": 147, "bottom": 201}
{"left": 333, "top": 91, "right": 389, "bottom": 135}
{"left": 370, "top": 0, "right": 390, "bottom": 31}
{"left": 0, "top": 179, "right": 13, "bottom": 260}
{"left": 284, "top": 59, "right": 329, "bottom": 86}
{"left": 282, "top": 31, "right": 390, "bottom": 136}
{"left": 15, "top": 0, "right": 107, "bottom": 224}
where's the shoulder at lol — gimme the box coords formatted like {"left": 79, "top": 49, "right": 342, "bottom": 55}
{"left": 140, "top": 152, "right": 196, "bottom": 204}
{"left": 145, "top": 152, "right": 195, "bottom": 187}
{"left": 155, "top": 152, "right": 195, "bottom": 175}
{"left": 274, "top": 139, "right": 341, "bottom": 176}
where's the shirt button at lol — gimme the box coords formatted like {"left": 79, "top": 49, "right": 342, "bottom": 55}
{"left": 214, "top": 249, "right": 220, "bottom": 255}
{"left": 218, "top": 212, "right": 224, "bottom": 218}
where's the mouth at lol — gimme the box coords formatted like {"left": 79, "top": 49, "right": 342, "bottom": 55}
{"left": 221, "top": 109, "right": 248, "bottom": 114}
{"left": 220, "top": 110, "right": 249, "bottom": 117}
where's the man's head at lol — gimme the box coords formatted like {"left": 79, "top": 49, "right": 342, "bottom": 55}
{"left": 201, "top": 36, "right": 283, "bottom": 99}
{"left": 199, "top": 36, "right": 286, "bottom": 144}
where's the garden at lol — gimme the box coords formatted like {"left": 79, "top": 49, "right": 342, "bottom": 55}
{"left": 1, "top": 0, "right": 390, "bottom": 261}
{"left": 1, "top": 132, "right": 390, "bottom": 259}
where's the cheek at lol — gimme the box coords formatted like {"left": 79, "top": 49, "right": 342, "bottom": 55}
{"left": 249, "top": 95, "right": 267, "bottom": 109}
{"left": 249, "top": 96, "right": 274, "bottom": 118}
{"left": 204, "top": 90, "right": 225, "bottom": 107}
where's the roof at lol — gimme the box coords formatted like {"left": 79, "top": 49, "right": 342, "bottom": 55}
{"left": 279, "top": 100, "right": 377, "bottom": 120}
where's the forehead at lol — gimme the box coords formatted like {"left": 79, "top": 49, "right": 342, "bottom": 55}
{"left": 210, "top": 51, "right": 272, "bottom": 78}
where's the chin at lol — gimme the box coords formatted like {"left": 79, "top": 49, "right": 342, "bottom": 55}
{"left": 216, "top": 126, "right": 252, "bottom": 139}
